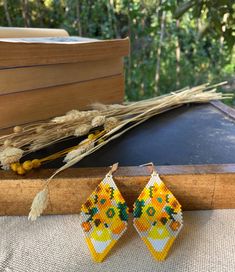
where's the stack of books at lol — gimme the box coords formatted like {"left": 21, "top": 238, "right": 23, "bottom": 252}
{"left": 0, "top": 28, "right": 129, "bottom": 130}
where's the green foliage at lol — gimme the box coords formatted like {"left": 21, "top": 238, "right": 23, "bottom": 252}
{"left": 175, "top": 0, "right": 235, "bottom": 51}
{"left": 0, "top": 0, "right": 234, "bottom": 104}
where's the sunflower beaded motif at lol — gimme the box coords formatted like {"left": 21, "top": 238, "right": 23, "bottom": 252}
{"left": 133, "top": 171, "right": 183, "bottom": 261}
{"left": 81, "top": 173, "right": 128, "bottom": 262}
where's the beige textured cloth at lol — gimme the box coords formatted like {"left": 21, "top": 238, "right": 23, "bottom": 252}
{"left": 0, "top": 210, "right": 234, "bottom": 272}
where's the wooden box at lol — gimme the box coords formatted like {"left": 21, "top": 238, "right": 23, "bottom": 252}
{"left": 0, "top": 31, "right": 129, "bottom": 129}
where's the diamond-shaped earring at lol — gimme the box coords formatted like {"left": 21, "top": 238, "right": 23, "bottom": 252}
{"left": 80, "top": 163, "right": 128, "bottom": 262}
{"left": 133, "top": 163, "right": 183, "bottom": 261}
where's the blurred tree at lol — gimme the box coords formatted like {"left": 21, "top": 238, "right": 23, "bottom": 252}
{"left": 3, "top": 0, "right": 12, "bottom": 26}
{"left": 174, "top": 0, "right": 235, "bottom": 52}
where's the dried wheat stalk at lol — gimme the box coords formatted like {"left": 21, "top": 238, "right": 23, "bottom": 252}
{"left": 0, "top": 82, "right": 232, "bottom": 219}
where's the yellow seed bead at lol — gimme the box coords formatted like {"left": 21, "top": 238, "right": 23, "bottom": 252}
{"left": 32, "top": 159, "right": 41, "bottom": 168}
{"left": 10, "top": 162, "right": 20, "bottom": 172}
{"left": 22, "top": 160, "right": 33, "bottom": 171}
{"left": 17, "top": 166, "right": 26, "bottom": 175}
{"left": 88, "top": 133, "right": 95, "bottom": 140}
{"left": 98, "top": 139, "right": 104, "bottom": 144}
{"left": 13, "top": 126, "right": 23, "bottom": 133}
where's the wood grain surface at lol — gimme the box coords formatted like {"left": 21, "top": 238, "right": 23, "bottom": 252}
{"left": 0, "top": 57, "right": 123, "bottom": 95}
{"left": 0, "top": 74, "right": 124, "bottom": 129}
{"left": 0, "top": 37, "right": 130, "bottom": 68}
{"left": 0, "top": 164, "right": 234, "bottom": 216}
{"left": 211, "top": 100, "right": 235, "bottom": 120}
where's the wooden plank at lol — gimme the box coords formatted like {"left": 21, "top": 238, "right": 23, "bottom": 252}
{"left": 213, "top": 173, "right": 235, "bottom": 209}
{"left": 0, "top": 57, "right": 123, "bottom": 95}
{"left": 0, "top": 27, "right": 69, "bottom": 38}
{"left": 0, "top": 38, "right": 130, "bottom": 68}
{"left": 0, "top": 74, "right": 124, "bottom": 129}
{"left": 0, "top": 164, "right": 234, "bottom": 216}
{"left": 211, "top": 101, "right": 235, "bottom": 119}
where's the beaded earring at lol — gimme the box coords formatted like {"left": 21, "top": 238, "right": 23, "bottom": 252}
{"left": 80, "top": 163, "right": 129, "bottom": 262}
{"left": 133, "top": 163, "right": 183, "bottom": 261}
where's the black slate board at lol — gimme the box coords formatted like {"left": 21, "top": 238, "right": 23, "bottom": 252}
{"left": 24, "top": 103, "right": 235, "bottom": 167}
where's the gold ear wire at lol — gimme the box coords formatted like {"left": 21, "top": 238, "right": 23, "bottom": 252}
{"left": 106, "top": 162, "right": 119, "bottom": 177}
{"left": 139, "top": 162, "right": 157, "bottom": 174}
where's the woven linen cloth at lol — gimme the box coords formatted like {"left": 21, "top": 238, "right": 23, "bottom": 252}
{"left": 0, "top": 210, "right": 234, "bottom": 272}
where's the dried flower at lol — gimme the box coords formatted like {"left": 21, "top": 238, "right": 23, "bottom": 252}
{"left": 91, "top": 102, "right": 108, "bottom": 111}
{"left": 0, "top": 147, "right": 23, "bottom": 169}
{"left": 66, "top": 109, "right": 80, "bottom": 116}
{"left": 74, "top": 124, "right": 92, "bottom": 137}
{"left": 52, "top": 110, "right": 99, "bottom": 123}
{"left": 28, "top": 188, "right": 48, "bottom": 221}
{"left": 91, "top": 116, "right": 106, "bottom": 127}
{"left": 13, "top": 126, "right": 23, "bottom": 133}
{"left": 30, "top": 137, "right": 52, "bottom": 151}
{"left": 0, "top": 83, "right": 231, "bottom": 177}
{"left": 36, "top": 126, "right": 45, "bottom": 134}
{"left": 63, "top": 139, "right": 94, "bottom": 163}
{"left": 107, "top": 104, "right": 125, "bottom": 109}
{"left": 3, "top": 139, "right": 12, "bottom": 147}
{"left": 104, "top": 117, "right": 119, "bottom": 132}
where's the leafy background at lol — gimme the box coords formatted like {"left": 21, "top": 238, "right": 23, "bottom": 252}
{"left": 0, "top": 0, "right": 234, "bottom": 104}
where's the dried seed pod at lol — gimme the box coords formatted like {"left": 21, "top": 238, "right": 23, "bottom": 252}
{"left": 13, "top": 126, "right": 23, "bottom": 133}
{"left": 0, "top": 147, "right": 23, "bottom": 169}
{"left": 91, "top": 116, "right": 106, "bottom": 127}
{"left": 74, "top": 124, "right": 92, "bottom": 137}
{"left": 104, "top": 117, "right": 119, "bottom": 132}
{"left": 4, "top": 139, "right": 12, "bottom": 147}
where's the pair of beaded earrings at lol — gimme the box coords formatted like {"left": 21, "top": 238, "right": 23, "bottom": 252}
{"left": 80, "top": 163, "right": 183, "bottom": 262}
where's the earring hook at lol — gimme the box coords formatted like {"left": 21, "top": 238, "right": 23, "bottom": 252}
{"left": 139, "top": 162, "right": 157, "bottom": 175}
{"left": 107, "top": 162, "right": 119, "bottom": 176}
